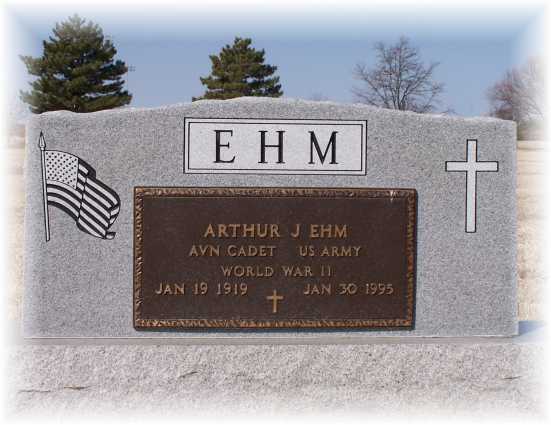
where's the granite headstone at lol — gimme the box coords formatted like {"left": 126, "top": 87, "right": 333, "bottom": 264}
{"left": 23, "top": 98, "right": 517, "bottom": 337}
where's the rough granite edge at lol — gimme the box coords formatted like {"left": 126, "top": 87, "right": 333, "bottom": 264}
{"left": 27, "top": 97, "right": 517, "bottom": 128}
{"left": 6, "top": 341, "right": 545, "bottom": 420}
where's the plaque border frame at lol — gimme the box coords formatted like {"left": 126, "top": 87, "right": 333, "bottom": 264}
{"left": 133, "top": 187, "right": 417, "bottom": 330}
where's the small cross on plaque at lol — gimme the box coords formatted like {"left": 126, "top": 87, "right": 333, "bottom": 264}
{"left": 266, "top": 290, "right": 284, "bottom": 313}
{"left": 446, "top": 139, "right": 498, "bottom": 233}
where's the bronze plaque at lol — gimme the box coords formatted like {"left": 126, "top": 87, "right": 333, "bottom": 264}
{"left": 134, "top": 187, "right": 416, "bottom": 329}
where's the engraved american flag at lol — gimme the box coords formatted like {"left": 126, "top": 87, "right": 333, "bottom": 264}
{"left": 44, "top": 150, "right": 120, "bottom": 239}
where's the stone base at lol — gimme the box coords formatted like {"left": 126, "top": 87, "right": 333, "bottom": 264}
{"left": 6, "top": 323, "right": 545, "bottom": 422}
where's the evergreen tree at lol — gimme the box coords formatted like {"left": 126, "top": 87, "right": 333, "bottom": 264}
{"left": 20, "top": 15, "right": 131, "bottom": 114}
{"left": 194, "top": 37, "right": 283, "bottom": 100}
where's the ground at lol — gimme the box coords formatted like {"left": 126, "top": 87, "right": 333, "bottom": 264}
{"left": 516, "top": 141, "right": 547, "bottom": 320}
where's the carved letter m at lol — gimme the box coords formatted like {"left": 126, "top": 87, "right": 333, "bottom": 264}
{"left": 309, "top": 131, "right": 338, "bottom": 165}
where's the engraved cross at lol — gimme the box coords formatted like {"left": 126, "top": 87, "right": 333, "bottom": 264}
{"left": 445, "top": 139, "right": 498, "bottom": 233}
{"left": 266, "top": 290, "right": 284, "bottom": 313}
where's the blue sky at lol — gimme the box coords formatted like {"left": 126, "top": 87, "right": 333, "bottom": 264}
{"left": 6, "top": 3, "right": 545, "bottom": 117}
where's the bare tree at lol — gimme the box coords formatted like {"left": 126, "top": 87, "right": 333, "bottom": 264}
{"left": 353, "top": 36, "right": 444, "bottom": 113}
{"left": 487, "top": 57, "right": 544, "bottom": 125}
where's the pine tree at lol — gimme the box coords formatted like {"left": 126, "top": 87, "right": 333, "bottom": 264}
{"left": 20, "top": 15, "right": 132, "bottom": 114}
{"left": 193, "top": 37, "right": 283, "bottom": 101}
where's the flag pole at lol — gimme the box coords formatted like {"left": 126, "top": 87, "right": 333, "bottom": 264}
{"left": 39, "top": 132, "right": 50, "bottom": 241}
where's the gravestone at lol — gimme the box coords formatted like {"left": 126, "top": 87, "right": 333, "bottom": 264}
{"left": 22, "top": 98, "right": 517, "bottom": 338}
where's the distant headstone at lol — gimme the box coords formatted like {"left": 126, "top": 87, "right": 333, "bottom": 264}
{"left": 23, "top": 98, "right": 517, "bottom": 337}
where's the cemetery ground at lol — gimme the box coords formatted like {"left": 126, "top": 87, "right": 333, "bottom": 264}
{"left": 3, "top": 130, "right": 547, "bottom": 419}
